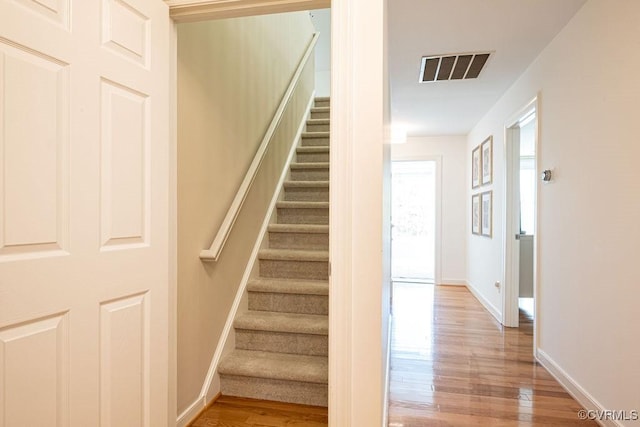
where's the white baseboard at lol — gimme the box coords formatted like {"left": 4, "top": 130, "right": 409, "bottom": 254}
{"left": 440, "top": 279, "right": 467, "bottom": 286}
{"left": 175, "top": 92, "right": 315, "bottom": 427}
{"left": 176, "top": 396, "right": 205, "bottom": 427}
{"left": 536, "top": 350, "right": 621, "bottom": 427}
{"left": 465, "top": 281, "right": 502, "bottom": 324}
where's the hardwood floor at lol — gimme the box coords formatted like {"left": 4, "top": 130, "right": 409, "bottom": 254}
{"left": 190, "top": 282, "right": 596, "bottom": 426}
{"left": 388, "top": 282, "right": 597, "bottom": 426}
{"left": 190, "top": 395, "right": 328, "bottom": 426}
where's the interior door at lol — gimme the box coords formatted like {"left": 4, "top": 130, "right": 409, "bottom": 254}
{"left": 0, "top": 1, "right": 170, "bottom": 426}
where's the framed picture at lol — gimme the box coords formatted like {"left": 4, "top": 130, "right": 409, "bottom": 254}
{"left": 481, "top": 136, "right": 493, "bottom": 185}
{"left": 481, "top": 190, "right": 492, "bottom": 237}
{"left": 472, "top": 145, "right": 481, "bottom": 188}
{"left": 472, "top": 194, "right": 481, "bottom": 235}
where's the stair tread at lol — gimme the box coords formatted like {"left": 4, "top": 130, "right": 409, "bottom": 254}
{"left": 268, "top": 224, "right": 328, "bottom": 233}
{"left": 277, "top": 201, "right": 329, "bottom": 208}
{"left": 283, "top": 180, "right": 329, "bottom": 188}
{"left": 306, "top": 118, "right": 330, "bottom": 124}
{"left": 259, "top": 248, "right": 328, "bottom": 261}
{"left": 290, "top": 162, "right": 329, "bottom": 169}
{"left": 315, "top": 96, "right": 330, "bottom": 102}
{"left": 247, "top": 278, "right": 328, "bottom": 295}
{"left": 297, "top": 146, "right": 329, "bottom": 153}
{"left": 310, "top": 107, "right": 330, "bottom": 112}
{"left": 235, "top": 311, "right": 328, "bottom": 335}
{"left": 219, "top": 350, "right": 328, "bottom": 384}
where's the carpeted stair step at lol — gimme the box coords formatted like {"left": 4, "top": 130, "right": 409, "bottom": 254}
{"left": 247, "top": 278, "right": 328, "bottom": 315}
{"left": 306, "top": 119, "right": 329, "bottom": 132}
{"left": 296, "top": 146, "right": 329, "bottom": 163}
{"left": 289, "top": 162, "right": 329, "bottom": 181}
{"left": 301, "top": 132, "right": 330, "bottom": 147}
{"left": 283, "top": 181, "right": 329, "bottom": 202}
{"left": 268, "top": 224, "right": 328, "bottom": 250}
{"left": 276, "top": 201, "right": 329, "bottom": 225}
{"left": 219, "top": 350, "right": 328, "bottom": 406}
{"left": 310, "top": 107, "right": 329, "bottom": 120}
{"left": 259, "top": 249, "right": 328, "bottom": 280}
{"left": 314, "top": 97, "right": 330, "bottom": 108}
{"left": 234, "top": 311, "right": 328, "bottom": 356}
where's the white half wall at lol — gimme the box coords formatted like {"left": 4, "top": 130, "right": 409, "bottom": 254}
{"left": 467, "top": 1, "right": 640, "bottom": 423}
{"left": 392, "top": 136, "right": 467, "bottom": 285}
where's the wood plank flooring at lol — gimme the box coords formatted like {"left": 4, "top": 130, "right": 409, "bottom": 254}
{"left": 388, "top": 282, "right": 597, "bottom": 426}
{"left": 191, "top": 283, "right": 595, "bottom": 426}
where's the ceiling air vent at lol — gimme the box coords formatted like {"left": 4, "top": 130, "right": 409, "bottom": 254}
{"left": 419, "top": 52, "right": 491, "bottom": 83}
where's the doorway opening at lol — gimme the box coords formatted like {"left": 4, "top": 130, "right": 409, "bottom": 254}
{"left": 391, "top": 160, "right": 437, "bottom": 283}
{"left": 503, "top": 97, "right": 538, "bottom": 330}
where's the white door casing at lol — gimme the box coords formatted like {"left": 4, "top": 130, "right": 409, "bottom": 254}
{"left": 0, "top": 0, "right": 170, "bottom": 425}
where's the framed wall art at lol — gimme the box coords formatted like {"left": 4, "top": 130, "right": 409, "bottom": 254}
{"left": 481, "top": 136, "right": 493, "bottom": 185}
{"left": 481, "top": 190, "right": 492, "bottom": 237}
{"left": 472, "top": 145, "right": 481, "bottom": 188}
{"left": 472, "top": 193, "right": 481, "bottom": 235}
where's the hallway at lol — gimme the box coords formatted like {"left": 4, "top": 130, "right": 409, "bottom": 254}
{"left": 388, "top": 282, "right": 597, "bottom": 426}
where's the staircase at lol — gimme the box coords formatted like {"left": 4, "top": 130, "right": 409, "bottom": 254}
{"left": 218, "top": 97, "right": 330, "bottom": 407}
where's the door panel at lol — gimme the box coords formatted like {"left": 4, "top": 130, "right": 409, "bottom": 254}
{"left": 0, "top": 1, "right": 170, "bottom": 426}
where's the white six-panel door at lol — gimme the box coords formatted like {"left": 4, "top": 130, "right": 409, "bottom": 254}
{"left": 0, "top": 0, "right": 170, "bottom": 425}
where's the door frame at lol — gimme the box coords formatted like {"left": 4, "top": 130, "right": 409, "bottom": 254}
{"left": 501, "top": 95, "right": 539, "bottom": 345}
{"left": 390, "top": 157, "right": 443, "bottom": 285}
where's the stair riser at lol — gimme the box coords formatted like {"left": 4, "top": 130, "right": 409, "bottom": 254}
{"left": 248, "top": 292, "right": 328, "bottom": 315}
{"left": 277, "top": 207, "right": 329, "bottom": 225}
{"left": 310, "top": 110, "right": 329, "bottom": 120}
{"left": 220, "top": 375, "right": 327, "bottom": 407}
{"left": 259, "top": 259, "right": 328, "bottom": 280}
{"left": 297, "top": 152, "right": 329, "bottom": 163}
{"left": 235, "top": 330, "right": 328, "bottom": 356}
{"left": 269, "top": 231, "right": 328, "bottom": 250}
{"left": 315, "top": 99, "right": 330, "bottom": 108}
{"left": 306, "top": 123, "right": 330, "bottom": 132}
{"left": 290, "top": 168, "right": 329, "bottom": 181}
{"left": 284, "top": 187, "right": 329, "bottom": 202}
{"left": 301, "top": 136, "right": 330, "bottom": 147}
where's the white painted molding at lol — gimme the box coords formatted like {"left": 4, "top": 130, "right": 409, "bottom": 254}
{"left": 465, "top": 281, "right": 502, "bottom": 324}
{"left": 381, "top": 314, "right": 392, "bottom": 427}
{"left": 200, "top": 33, "right": 319, "bottom": 262}
{"left": 537, "top": 350, "right": 618, "bottom": 427}
{"left": 440, "top": 279, "right": 467, "bottom": 286}
{"left": 177, "top": 93, "right": 315, "bottom": 427}
{"left": 166, "top": 0, "right": 330, "bottom": 23}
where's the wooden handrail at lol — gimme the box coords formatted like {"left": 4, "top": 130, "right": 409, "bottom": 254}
{"left": 200, "top": 32, "right": 319, "bottom": 261}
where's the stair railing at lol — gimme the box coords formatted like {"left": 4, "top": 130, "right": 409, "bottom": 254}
{"left": 200, "top": 32, "right": 320, "bottom": 261}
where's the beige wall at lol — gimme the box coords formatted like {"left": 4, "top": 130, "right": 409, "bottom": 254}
{"left": 467, "top": 0, "right": 640, "bottom": 419}
{"left": 177, "top": 12, "right": 315, "bottom": 414}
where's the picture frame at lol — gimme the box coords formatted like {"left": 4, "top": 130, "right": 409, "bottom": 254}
{"left": 481, "top": 136, "right": 493, "bottom": 186}
{"left": 472, "top": 145, "right": 481, "bottom": 188}
{"left": 481, "top": 190, "right": 492, "bottom": 237}
{"left": 472, "top": 193, "right": 481, "bottom": 235}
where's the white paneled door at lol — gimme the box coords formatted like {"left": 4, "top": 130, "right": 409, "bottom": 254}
{"left": 0, "top": 1, "right": 170, "bottom": 426}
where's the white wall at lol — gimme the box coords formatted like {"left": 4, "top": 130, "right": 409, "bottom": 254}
{"left": 310, "top": 8, "right": 330, "bottom": 96}
{"left": 467, "top": 0, "right": 640, "bottom": 421}
{"left": 392, "top": 136, "right": 467, "bottom": 284}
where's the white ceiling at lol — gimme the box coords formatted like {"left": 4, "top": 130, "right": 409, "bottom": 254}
{"left": 388, "top": 0, "right": 587, "bottom": 136}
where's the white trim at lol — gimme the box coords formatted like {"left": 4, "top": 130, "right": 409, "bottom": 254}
{"left": 176, "top": 93, "right": 315, "bottom": 427}
{"left": 502, "top": 95, "right": 539, "bottom": 333}
{"left": 166, "top": 0, "right": 330, "bottom": 23}
{"left": 466, "top": 281, "right": 501, "bottom": 323}
{"left": 328, "top": 0, "right": 354, "bottom": 424}
{"left": 440, "top": 279, "right": 467, "bottom": 286}
{"left": 200, "top": 33, "right": 319, "bottom": 262}
{"left": 536, "top": 350, "right": 618, "bottom": 427}
{"left": 168, "top": 20, "right": 178, "bottom": 427}
{"left": 381, "top": 314, "right": 392, "bottom": 426}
